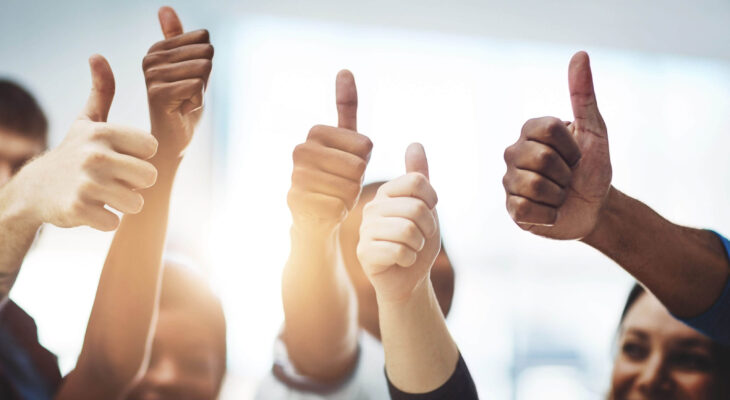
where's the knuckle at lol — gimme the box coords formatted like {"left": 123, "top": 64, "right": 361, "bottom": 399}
{"left": 543, "top": 117, "right": 563, "bottom": 134}
{"left": 142, "top": 53, "right": 159, "bottom": 70}
{"left": 521, "top": 118, "right": 538, "bottom": 136}
{"left": 512, "top": 197, "right": 532, "bottom": 220}
{"left": 83, "top": 151, "right": 108, "bottom": 169}
{"left": 201, "top": 59, "right": 213, "bottom": 73}
{"left": 204, "top": 44, "right": 215, "bottom": 58}
{"left": 403, "top": 220, "right": 419, "bottom": 238}
{"left": 147, "top": 85, "right": 164, "bottom": 100}
{"left": 77, "top": 177, "right": 97, "bottom": 197}
{"left": 89, "top": 124, "right": 109, "bottom": 140}
{"left": 527, "top": 176, "right": 545, "bottom": 197}
{"left": 307, "top": 125, "right": 326, "bottom": 140}
{"left": 69, "top": 199, "right": 87, "bottom": 217}
{"left": 197, "top": 29, "right": 210, "bottom": 43}
{"left": 144, "top": 66, "right": 161, "bottom": 84}
{"left": 502, "top": 173, "right": 512, "bottom": 191}
{"left": 536, "top": 148, "right": 557, "bottom": 169}
{"left": 503, "top": 145, "right": 515, "bottom": 163}
{"left": 292, "top": 143, "right": 307, "bottom": 163}
{"left": 358, "top": 134, "right": 374, "bottom": 155}
{"left": 352, "top": 158, "right": 367, "bottom": 177}
{"left": 148, "top": 39, "right": 166, "bottom": 53}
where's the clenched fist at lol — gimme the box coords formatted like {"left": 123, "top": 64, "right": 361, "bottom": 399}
{"left": 287, "top": 70, "right": 373, "bottom": 234}
{"left": 357, "top": 143, "right": 440, "bottom": 303}
{"left": 143, "top": 6, "right": 213, "bottom": 158}
{"left": 503, "top": 51, "right": 612, "bottom": 240}
{"left": 12, "top": 55, "right": 158, "bottom": 231}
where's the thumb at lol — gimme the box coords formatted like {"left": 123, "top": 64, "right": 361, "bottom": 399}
{"left": 336, "top": 69, "right": 358, "bottom": 131}
{"left": 158, "top": 6, "right": 184, "bottom": 39}
{"left": 568, "top": 51, "right": 605, "bottom": 135}
{"left": 80, "top": 54, "right": 115, "bottom": 122}
{"left": 405, "top": 143, "right": 429, "bottom": 180}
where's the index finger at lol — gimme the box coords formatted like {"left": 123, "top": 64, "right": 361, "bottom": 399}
{"left": 521, "top": 117, "right": 581, "bottom": 167}
{"left": 148, "top": 29, "right": 210, "bottom": 53}
{"left": 96, "top": 123, "right": 159, "bottom": 160}
{"left": 378, "top": 173, "right": 438, "bottom": 209}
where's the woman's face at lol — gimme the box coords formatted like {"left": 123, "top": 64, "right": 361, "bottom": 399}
{"left": 126, "top": 310, "right": 223, "bottom": 400}
{"left": 611, "top": 293, "right": 726, "bottom": 400}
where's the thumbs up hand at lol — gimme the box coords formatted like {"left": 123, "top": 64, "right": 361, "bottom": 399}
{"left": 357, "top": 143, "right": 441, "bottom": 304}
{"left": 503, "top": 51, "right": 612, "bottom": 240}
{"left": 11, "top": 55, "right": 158, "bottom": 231}
{"left": 143, "top": 6, "right": 213, "bottom": 159}
{"left": 287, "top": 70, "right": 373, "bottom": 235}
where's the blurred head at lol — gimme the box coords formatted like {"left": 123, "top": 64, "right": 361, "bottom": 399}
{"left": 610, "top": 283, "right": 730, "bottom": 400}
{"left": 127, "top": 262, "right": 226, "bottom": 400}
{"left": 339, "top": 182, "right": 455, "bottom": 340}
{"left": 0, "top": 80, "right": 47, "bottom": 186}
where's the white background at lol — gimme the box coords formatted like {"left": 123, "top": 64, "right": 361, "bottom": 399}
{"left": 2, "top": 1, "right": 730, "bottom": 398}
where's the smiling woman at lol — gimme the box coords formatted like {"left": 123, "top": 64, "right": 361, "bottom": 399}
{"left": 610, "top": 284, "right": 730, "bottom": 399}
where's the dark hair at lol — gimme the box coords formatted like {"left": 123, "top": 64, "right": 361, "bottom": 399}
{"left": 617, "top": 282, "right": 730, "bottom": 384}
{"left": 618, "top": 283, "right": 646, "bottom": 324}
{"left": 0, "top": 80, "right": 48, "bottom": 146}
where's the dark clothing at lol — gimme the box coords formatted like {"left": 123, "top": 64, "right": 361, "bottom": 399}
{"left": 386, "top": 353, "right": 478, "bottom": 400}
{"left": 679, "top": 231, "right": 730, "bottom": 346}
{"left": 0, "top": 301, "right": 62, "bottom": 400}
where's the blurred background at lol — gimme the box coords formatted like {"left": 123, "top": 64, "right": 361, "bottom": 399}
{"left": 2, "top": 0, "right": 730, "bottom": 398}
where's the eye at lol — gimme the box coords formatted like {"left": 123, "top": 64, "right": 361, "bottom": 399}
{"left": 622, "top": 342, "right": 648, "bottom": 361}
{"left": 669, "top": 352, "right": 713, "bottom": 372}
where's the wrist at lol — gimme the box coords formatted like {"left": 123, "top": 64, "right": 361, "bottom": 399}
{"left": 377, "top": 277, "right": 433, "bottom": 311}
{"left": 581, "top": 185, "right": 624, "bottom": 247}
{"left": 0, "top": 170, "right": 43, "bottom": 227}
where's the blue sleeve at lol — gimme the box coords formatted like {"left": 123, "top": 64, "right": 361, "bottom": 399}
{"left": 679, "top": 231, "right": 730, "bottom": 346}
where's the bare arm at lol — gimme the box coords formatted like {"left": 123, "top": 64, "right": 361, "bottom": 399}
{"left": 583, "top": 187, "right": 729, "bottom": 317}
{"left": 358, "top": 144, "right": 464, "bottom": 394}
{"left": 282, "top": 70, "right": 372, "bottom": 382}
{"left": 56, "top": 7, "right": 212, "bottom": 399}
{"left": 0, "top": 180, "right": 41, "bottom": 301}
{"left": 503, "top": 51, "right": 730, "bottom": 320}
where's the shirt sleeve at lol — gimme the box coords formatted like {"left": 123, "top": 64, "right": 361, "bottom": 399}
{"left": 386, "top": 353, "right": 478, "bottom": 400}
{"left": 261, "top": 331, "right": 364, "bottom": 399}
{"left": 678, "top": 231, "right": 730, "bottom": 346}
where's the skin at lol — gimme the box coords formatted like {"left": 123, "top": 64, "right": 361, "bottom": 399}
{"left": 611, "top": 292, "right": 730, "bottom": 400}
{"left": 0, "top": 56, "right": 158, "bottom": 305}
{"left": 358, "top": 143, "right": 459, "bottom": 394}
{"left": 0, "top": 128, "right": 44, "bottom": 300}
{"left": 339, "top": 183, "right": 454, "bottom": 340}
{"left": 503, "top": 51, "right": 729, "bottom": 319}
{"left": 55, "top": 7, "right": 213, "bottom": 399}
{"left": 126, "top": 309, "right": 223, "bottom": 400}
{"left": 282, "top": 70, "right": 372, "bottom": 382}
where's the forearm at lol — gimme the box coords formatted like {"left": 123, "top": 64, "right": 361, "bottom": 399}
{"left": 281, "top": 227, "right": 359, "bottom": 381}
{"left": 379, "top": 279, "right": 459, "bottom": 394}
{"left": 68, "top": 156, "right": 180, "bottom": 396}
{"left": 583, "top": 186, "right": 730, "bottom": 317}
{"left": 0, "top": 177, "right": 42, "bottom": 300}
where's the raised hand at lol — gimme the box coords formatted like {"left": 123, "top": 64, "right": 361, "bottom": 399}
{"left": 503, "top": 51, "right": 612, "bottom": 240}
{"left": 357, "top": 143, "right": 440, "bottom": 303}
{"left": 13, "top": 55, "right": 158, "bottom": 231}
{"left": 287, "top": 70, "right": 373, "bottom": 234}
{"left": 143, "top": 6, "right": 213, "bottom": 158}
